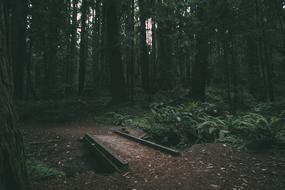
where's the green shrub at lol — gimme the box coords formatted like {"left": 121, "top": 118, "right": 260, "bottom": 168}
{"left": 219, "top": 113, "right": 284, "bottom": 150}
{"left": 147, "top": 104, "right": 284, "bottom": 149}
{"left": 95, "top": 99, "right": 285, "bottom": 150}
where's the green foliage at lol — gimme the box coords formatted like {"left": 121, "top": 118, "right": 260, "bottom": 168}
{"left": 221, "top": 113, "right": 284, "bottom": 149}
{"left": 253, "top": 101, "right": 285, "bottom": 116}
{"left": 95, "top": 100, "right": 285, "bottom": 150}
{"left": 27, "top": 160, "right": 65, "bottom": 180}
{"left": 104, "top": 112, "right": 132, "bottom": 125}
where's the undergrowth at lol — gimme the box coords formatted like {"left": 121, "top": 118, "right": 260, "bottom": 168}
{"left": 18, "top": 90, "right": 285, "bottom": 151}
{"left": 96, "top": 100, "right": 285, "bottom": 151}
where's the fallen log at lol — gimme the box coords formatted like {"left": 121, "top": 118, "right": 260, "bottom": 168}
{"left": 114, "top": 130, "right": 180, "bottom": 156}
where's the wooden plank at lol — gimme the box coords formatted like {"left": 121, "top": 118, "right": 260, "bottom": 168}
{"left": 83, "top": 134, "right": 128, "bottom": 172}
{"left": 114, "top": 130, "right": 180, "bottom": 156}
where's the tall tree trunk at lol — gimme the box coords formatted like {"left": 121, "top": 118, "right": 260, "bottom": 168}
{"left": 64, "top": 0, "right": 76, "bottom": 96}
{"left": 26, "top": 39, "right": 37, "bottom": 100}
{"left": 263, "top": 35, "right": 275, "bottom": 102}
{"left": 25, "top": 0, "right": 36, "bottom": 100}
{"left": 230, "top": 35, "right": 238, "bottom": 111}
{"left": 189, "top": 31, "right": 209, "bottom": 101}
{"left": 104, "top": 0, "right": 126, "bottom": 103}
{"left": 0, "top": 1, "right": 30, "bottom": 189}
{"left": 150, "top": 9, "right": 157, "bottom": 94}
{"left": 258, "top": 38, "right": 268, "bottom": 101}
{"left": 222, "top": 35, "right": 233, "bottom": 109}
{"left": 247, "top": 36, "right": 261, "bottom": 99}
{"left": 78, "top": 0, "right": 88, "bottom": 95}
{"left": 138, "top": 0, "right": 150, "bottom": 94}
{"left": 67, "top": 0, "right": 78, "bottom": 95}
{"left": 101, "top": 3, "right": 108, "bottom": 88}
{"left": 10, "top": 0, "right": 28, "bottom": 100}
{"left": 126, "top": 0, "right": 135, "bottom": 101}
{"left": 157, "top": 1, "right": 175, "bottom": 90}
{"left": 92, "top": 0, "right": 101, "bottom": 90}
{"left": 43, "top": 0, "right": 62, "bottom": 99}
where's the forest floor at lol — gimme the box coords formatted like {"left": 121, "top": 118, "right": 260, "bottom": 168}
{"left": 22, "top": 120, "right": 285, "bottom": 190}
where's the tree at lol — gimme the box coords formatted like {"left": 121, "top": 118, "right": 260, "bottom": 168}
{"left": 65, "top": 0, "right": 78, "bottom": 96}
{"left": 5, "top": 0, "right": 283, "bottom": 103}
{"left": 78, "top": 0, "right": 88, "bottom": 95}
{"left": 42, "top": 0, "right": 64, "bottom": 98}
{"left": 189, "top": 5, "right": 209, "bottom": 101}
{"left": 0, "top": 1, "right": 29, "bottom": 189}
{"left": 125, "top": 0, "right": 135, "bottom": 101}
{"left": 10, "top": 0, "right": 28, "bottom": 100}
{"left": 104, "top": 0, "right": 126, "bottom": 102}
{"left": 138, "top": 0, "right": 150, "bottom": 94}
{"left": 157, "top": 1, "right": 176, "bottom": 90}
{"left": 91, "top": 0, "right": 102, "bottom": 91}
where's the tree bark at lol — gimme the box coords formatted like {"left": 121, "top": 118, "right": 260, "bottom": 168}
{"left": 138, "top": 0, "right": 150, "bottom": 94}
{"left": 247, "top": 36, "right": 262, "bottom": 99}
{"left": 64, "top": 0, "right": 78, "bottom": 96}
{"left": 26, "top": 39, "right": 37, "bottom": 100}
{"left": 0, "top": 1, "right": 30, "bottom": 189}
{"left": 222, "top": 37, "right": 232, "bottom": 109}
{"left": 10, "top": 0, "right": 28, "bottom": 100}
{"left": 230, "top": 35, "right": 238, "bottom": 111}
{"left": 263, "top": 35, "right": 275, "bottom": 102}
{"left": 150, "top": 7, "right": 157, "bottom": 94}
{"left": 78, "top": 0, "right": 88, "bottom": 95}
{"left": 188, "top": 5, "right": 210, "bottom": 102}
{"left": 104, "top": 0, "right": 126, "bottom": 103}
{"left": 157, "top": 1, "right": 175, "bottom": 90}
{"left": 92, "top": 0, "right": 101, "bottom": 90}
{"left": 43, "top": 0, "right": 62, "bottom": 98}
{"left": 189, "top": 31, "right": 209, "bottom": 101}
{"left": 126, "top": 0, "right": 135, "bottom": 101}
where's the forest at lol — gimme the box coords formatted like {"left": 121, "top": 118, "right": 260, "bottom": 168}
{"left": 0, "top": 0, "right": 285, "bottom": 189}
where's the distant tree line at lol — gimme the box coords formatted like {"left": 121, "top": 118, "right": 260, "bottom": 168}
{"left": 7, "top": 0, "right": 285, "bottom": 108}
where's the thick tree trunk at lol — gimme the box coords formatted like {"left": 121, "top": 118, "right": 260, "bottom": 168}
{"left": 92, "top": 0, "right": 101, "bottom": 90}
{"left": 138, "top": 0, "right": 150, "bottom": 94}
{"left": 0, "top": 1, "right": 30, "bottom": 189}
{"left": 104, "top": 0, "right": 126, "bottom": 103}
{"left": 64, "top": 0, "right": 77, "bottom": 96}
{"left": 157, "top": 1, "right": 175, "bottom": 90}
{"left": 10, "top": 0, "right": 28, "bottom": 100}
{"left": 43, "top": 0, "right": 62, "bottom": 99}
{"left": 247, "top": 36, "right": 262, "bottom": 99}
{"left": 189, "top": 6, "right": 209, "bottom": 102}
{"left": 189, "top": 31, "right": 209, "bottom": 101}
{"left": 78, "top": 0, "right": 88, "bottom": 96}
{"left": 126, "top": 0, "right": 135, "bottom": 101}
{"left": 43, "top": 30, "right": 57, "bottom": 98}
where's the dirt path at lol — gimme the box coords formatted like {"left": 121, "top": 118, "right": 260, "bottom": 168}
{"left": 22, "top": 121, "right": 285, "bottom": 190}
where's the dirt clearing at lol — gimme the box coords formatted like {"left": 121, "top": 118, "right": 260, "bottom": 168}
{"left": 22, "top": 121, "right": 285, "bottom": 190}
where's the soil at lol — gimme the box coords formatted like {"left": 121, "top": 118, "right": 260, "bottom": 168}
{"left": 22, "top": 120, "right": 285, "bottom": 190}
